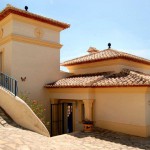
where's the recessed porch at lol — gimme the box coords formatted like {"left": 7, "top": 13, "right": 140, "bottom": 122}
{"left": 50, "top": 98, "right": 94, "bottom": 136}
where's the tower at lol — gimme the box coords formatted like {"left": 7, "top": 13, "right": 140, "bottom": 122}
{"left": 0, "top": 5, "right": 69, "bottom": 105}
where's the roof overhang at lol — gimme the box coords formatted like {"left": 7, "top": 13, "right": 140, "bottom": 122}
{"left": 0, "top": 5, "right": 70, "bottom": 30}
{"left": 61, "top": 56, "right": 150, "bottom": 67}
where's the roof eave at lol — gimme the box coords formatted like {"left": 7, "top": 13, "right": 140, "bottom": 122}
{"left": 0, "top": 6, "right": 70, "bottom": 30}
{"left": 61, "top": 56, "right": 150, "bottom": 67}
{"left": 45, "top": 85, "right": 150, "bottom": 88}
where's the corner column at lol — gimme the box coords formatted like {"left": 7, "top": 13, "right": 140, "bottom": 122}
{"left": 83, "top": 99, "right": 94, "bottom": 120}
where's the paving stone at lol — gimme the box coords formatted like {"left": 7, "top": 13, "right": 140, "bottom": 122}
{"left": 1, "top": 107, "right": 150, "bottom": 149}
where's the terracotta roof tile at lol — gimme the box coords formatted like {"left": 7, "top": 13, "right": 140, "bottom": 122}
{"left": 61, "top": 49, "right": 150, "bottom": 66}
{"left": 0, "top": 5, "right": 70, "bottom": 30}
{"left": 45, "top": 72, "right": 110, "bottom": 87}
{"left": 95, "top": 70, "right": 150, "bottom": 87}
{"left": 45, "top": 69, "right": 150, "bottom": 88}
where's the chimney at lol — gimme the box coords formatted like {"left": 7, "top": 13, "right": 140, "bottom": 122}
{"left": 87, "top": 47, "right": 99, "bottom": 54}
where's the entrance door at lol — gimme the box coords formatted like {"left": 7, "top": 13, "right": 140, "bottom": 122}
{"left": 0, "top": 53, "right": 2, "bottom": 72}
{"left": 67, "top": 103, "right": 73, "bottom": 133}
{"left": 51, "top": 103, "right": 73, "bottom": 136}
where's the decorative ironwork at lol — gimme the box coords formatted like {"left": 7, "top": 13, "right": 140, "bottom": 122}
{"left": 25, "top": 6, "right": 28, "bottom": 11}
{"left": 108, "top": 43, "right": 111, "bottom": 49}
{"left": 0, "top": 72, "right": 18, "bottom": 96}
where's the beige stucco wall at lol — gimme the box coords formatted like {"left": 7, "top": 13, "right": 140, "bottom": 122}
{"left": 1, "top": 22, "right": 12, "bottom": 38}
{"left": 0, "top": 13, "right": 69, "bottom": 127}
{"left": 11, "top": 41, "right": 60, "bottom": 96}
{"left": 69, "top": 64, "right": 150, "bottom": 75}
{"left": 48, "top": 88, "right": 95, "bottom": 100}
{"left": 94, "top": 88, "right": 147, "bottom": 137}
{"left": 0, "top": 16, "right": 13, "bottom": 38}
{"left": 12, "top": 19, "right": 60, "bottom": 43}
{"left": 10, "top": 40, "right": 63, "bottom": 124}
{"left": 1, "top": 40, "right": 59, "bottom": 102}
{"left": 145, "top": 88, "right": 150, "bottom": 136}
{"left": 0, "top": 87, "right": 49, "bottom": 137}
{"left": 47, "top": 87, "right": 149, "bottom": 137}
{"left": 146, "top": 93, "right": 150, "bottom": 123}
{"left": 94, "top": 88, "right": 146, "bottom": 125}
{"left": 0, "top": 19, "right": 13, "bottom": 74}
{"left": 0, "top": 42, "right": 12, "bottom": 75}
{"left": 67, "top": 59, "right": 150, "bottom": 75}
{"left": 69, "top": 64, "right": 121, "bottom": 74}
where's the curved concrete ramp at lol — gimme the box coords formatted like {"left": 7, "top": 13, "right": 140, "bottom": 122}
{"left": 0, "top": 87, "right": 50, "bottom": 137}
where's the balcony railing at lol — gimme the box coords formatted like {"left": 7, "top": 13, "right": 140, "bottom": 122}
{"left": 0, "top": 72, "right": 18, "bottom": 96}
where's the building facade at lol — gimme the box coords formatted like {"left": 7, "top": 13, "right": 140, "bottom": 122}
{"left": 0, "top": 5, "right": 69, "bottom": 122}
{"left": 46, "top": 47, "right": 150, "bottom": 137}
{"left": 1, "top": 5, "right": 150, "bottom": 137}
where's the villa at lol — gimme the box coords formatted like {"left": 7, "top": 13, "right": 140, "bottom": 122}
{"left": 0, "top": 5, "right": 150, "bottom": 138}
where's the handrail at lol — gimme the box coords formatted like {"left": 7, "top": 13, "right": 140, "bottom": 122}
{"left": 0, "top": 72, "right": 18, "bottom": 96}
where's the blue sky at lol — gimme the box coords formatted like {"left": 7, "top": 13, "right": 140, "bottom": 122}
{"left": 1, "top": 0, "right": 150, "bottom": 62}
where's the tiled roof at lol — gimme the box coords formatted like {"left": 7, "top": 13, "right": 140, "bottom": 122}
{"left": 45, "top": 69, "right": 150, "bottom": 88}
{"left": 0, "top": 5, "right": 70, "bottom": 30}
{"left": 61, "top": 48, "right": 150, "bottom": 66}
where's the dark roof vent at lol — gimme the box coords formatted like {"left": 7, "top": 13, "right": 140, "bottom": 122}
{"left": 25, "top": 6, "right": 28, "bottom": 11}
{"left": 108, "top": 43, "right": 111, "bottom": 49}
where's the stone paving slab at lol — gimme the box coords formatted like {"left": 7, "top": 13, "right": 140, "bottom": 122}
{"left": 1, "top": 107, "right": 150, "bottom": 150}
{"left": 0, "top": 127, "right": 150, "bottom": 150}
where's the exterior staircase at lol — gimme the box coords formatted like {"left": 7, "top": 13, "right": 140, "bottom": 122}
{"left": 0, "top": 72, "right": 50, "bottom": 137}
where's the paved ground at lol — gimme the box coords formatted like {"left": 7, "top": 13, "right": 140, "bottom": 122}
{"left": 1, "top": 108, "right": 150, "bottom": 150}
{"left": 1, "top": 127, "right": 150, "bottom": 150}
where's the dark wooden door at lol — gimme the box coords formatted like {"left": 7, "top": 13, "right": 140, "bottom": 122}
{"left": 50, "top": 103, "right": 73, "bottom": 136}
